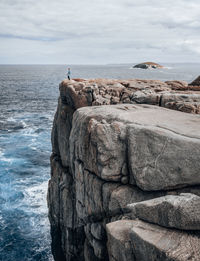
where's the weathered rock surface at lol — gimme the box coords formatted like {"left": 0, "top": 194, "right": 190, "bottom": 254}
{"left": 57, "top": 78, "right": 200, "bottom": 114}
{"left": 106, "top": 220, "right": 200, "bottom": 261}
{"left": 71, "top": 104, "right": 200, "bottom": 191}
{"left": 133, "top": 62, "right": 164, "bottom": 69}
{"left": 161, "top": 93, "right": 200, "bottom": 114}
{"left": 48, "top": 79, "right": 200, "bottom": 261}
{"left": 106, "top": 220, "right": 136, "bottom": 261}
{"left": 128, "top": 193, "right": 200, "bottom": 230}
{"left": 47, "top": 156, "right": 85, "bottom": 261}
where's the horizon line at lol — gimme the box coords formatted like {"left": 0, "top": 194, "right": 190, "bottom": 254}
{"left": 1, "top": 62, "right": 200, "bottom": 66}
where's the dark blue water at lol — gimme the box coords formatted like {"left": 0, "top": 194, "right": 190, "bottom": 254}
{"left": 0, "top": 63, "right": 200, "bottom": 261}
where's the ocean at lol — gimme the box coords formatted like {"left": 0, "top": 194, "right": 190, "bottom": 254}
{"left": 0, "top": 63, "right": 200, "bottom": 261}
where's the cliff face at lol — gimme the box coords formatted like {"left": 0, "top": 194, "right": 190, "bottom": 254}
{"left": 48, "top": 79, "right": 200, "bottom": 261}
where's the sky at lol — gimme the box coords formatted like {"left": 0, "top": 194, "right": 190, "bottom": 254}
{"left": 0, "top": 0, "right": 200, "bottom": 64}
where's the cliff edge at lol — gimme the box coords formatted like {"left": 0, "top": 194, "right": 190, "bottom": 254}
{"left": 48, "top": 78, "right": 200, "bottom": 261}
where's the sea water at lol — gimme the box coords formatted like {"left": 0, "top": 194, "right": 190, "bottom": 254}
{"left": 0, "top": 63, "right": 200, "bottom": 260}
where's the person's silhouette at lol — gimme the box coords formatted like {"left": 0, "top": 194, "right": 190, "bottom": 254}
{"left": 67, "top": 68, "right": 71, "bottom": 80}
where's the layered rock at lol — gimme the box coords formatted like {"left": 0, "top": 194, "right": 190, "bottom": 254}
{"left": 107, "top": 220, "right": 200, "bottom": 261}
{"left": 48, "top": 79, "right": 200, "bottom": 261}
{"left": 127, "top": 193, "right": 200, "bottom": 230}
{"left": 57, "top": 78, "right": 200, "bottom": 115}
{"left": 107, "top": 193, "right": 200, "bottom": 261}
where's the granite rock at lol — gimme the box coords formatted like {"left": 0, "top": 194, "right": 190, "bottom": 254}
{"left": 161, "top": 93, "right": 200, "bottom": 114}
{"left": 70, "top": 104, "right": 200, "bottom": 191}
{"left": 106, "top": 220, "right": 200, "bottom": 261}
{"left": 48, "top": 79, "right": 200, "bottom": 261}
{"left": 106, "top": 220, "right": 136, "bottom": 261}
{"left": 130, "top": 220, "right": 200, "bottom": 261}
{"left": 128, "top": 193, "right": 200, "bottom": 230}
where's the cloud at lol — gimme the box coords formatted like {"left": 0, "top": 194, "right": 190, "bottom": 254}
{"left": 0, "top": 0, "right": 200, "bottom": 63}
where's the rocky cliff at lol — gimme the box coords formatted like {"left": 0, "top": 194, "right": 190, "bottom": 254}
{"left": 48, "top": 78, "right": 200, "bottom": 261}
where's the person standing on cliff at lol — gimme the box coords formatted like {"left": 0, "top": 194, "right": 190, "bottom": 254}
{"left": 67, "top": 67, "right": 71, "bottom": 80}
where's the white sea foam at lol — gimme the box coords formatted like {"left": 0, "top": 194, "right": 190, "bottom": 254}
{"left": 0, "top": 150, "right": 14, "bottom": 163}
{"left": 20, "top": 120, "right": 28, "bottom": 128}
{"left": 23, "top": 128, "right": 38, "bottom": 136}
{"left": 22, "top": 181, "right": 49, "bottom": 215}
{"left": 6, "top": 116, "right": 17, "bottom": 122}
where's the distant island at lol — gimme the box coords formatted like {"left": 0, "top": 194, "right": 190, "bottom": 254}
{"left": 133, "top": 62, "right": 164, "bottom": 69}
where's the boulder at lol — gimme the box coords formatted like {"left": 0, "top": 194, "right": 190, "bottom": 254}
{"left": 106, "top": 220, "right": 200, "bottom": 261}
{"left": 161, "top": 93, "right": 200, "bottom": 114}
{"left": 130, "top": 90, "right": 161, "bottom": 105}
{"left": 131, "top": 220, "right": 200, "bottom": 261}
{"left": 70, "top": 104, "right": 200, "bottom": 191}
{"left": 127, "top": 79, "right": 169, "bottom": 92}
{"left": 165, "top": 80, "right": 188, "bottom": 90}
{"left": 128, "top": 193, "right": 200, "bottom": 230}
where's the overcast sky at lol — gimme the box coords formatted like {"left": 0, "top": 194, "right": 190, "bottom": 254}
{"left": 0, "top": 0, "right": 200, "bottom": 64}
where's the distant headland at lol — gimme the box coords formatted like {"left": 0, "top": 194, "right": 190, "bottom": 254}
{"left": 133, "top": 61, "right": 164, "bottom": 69}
